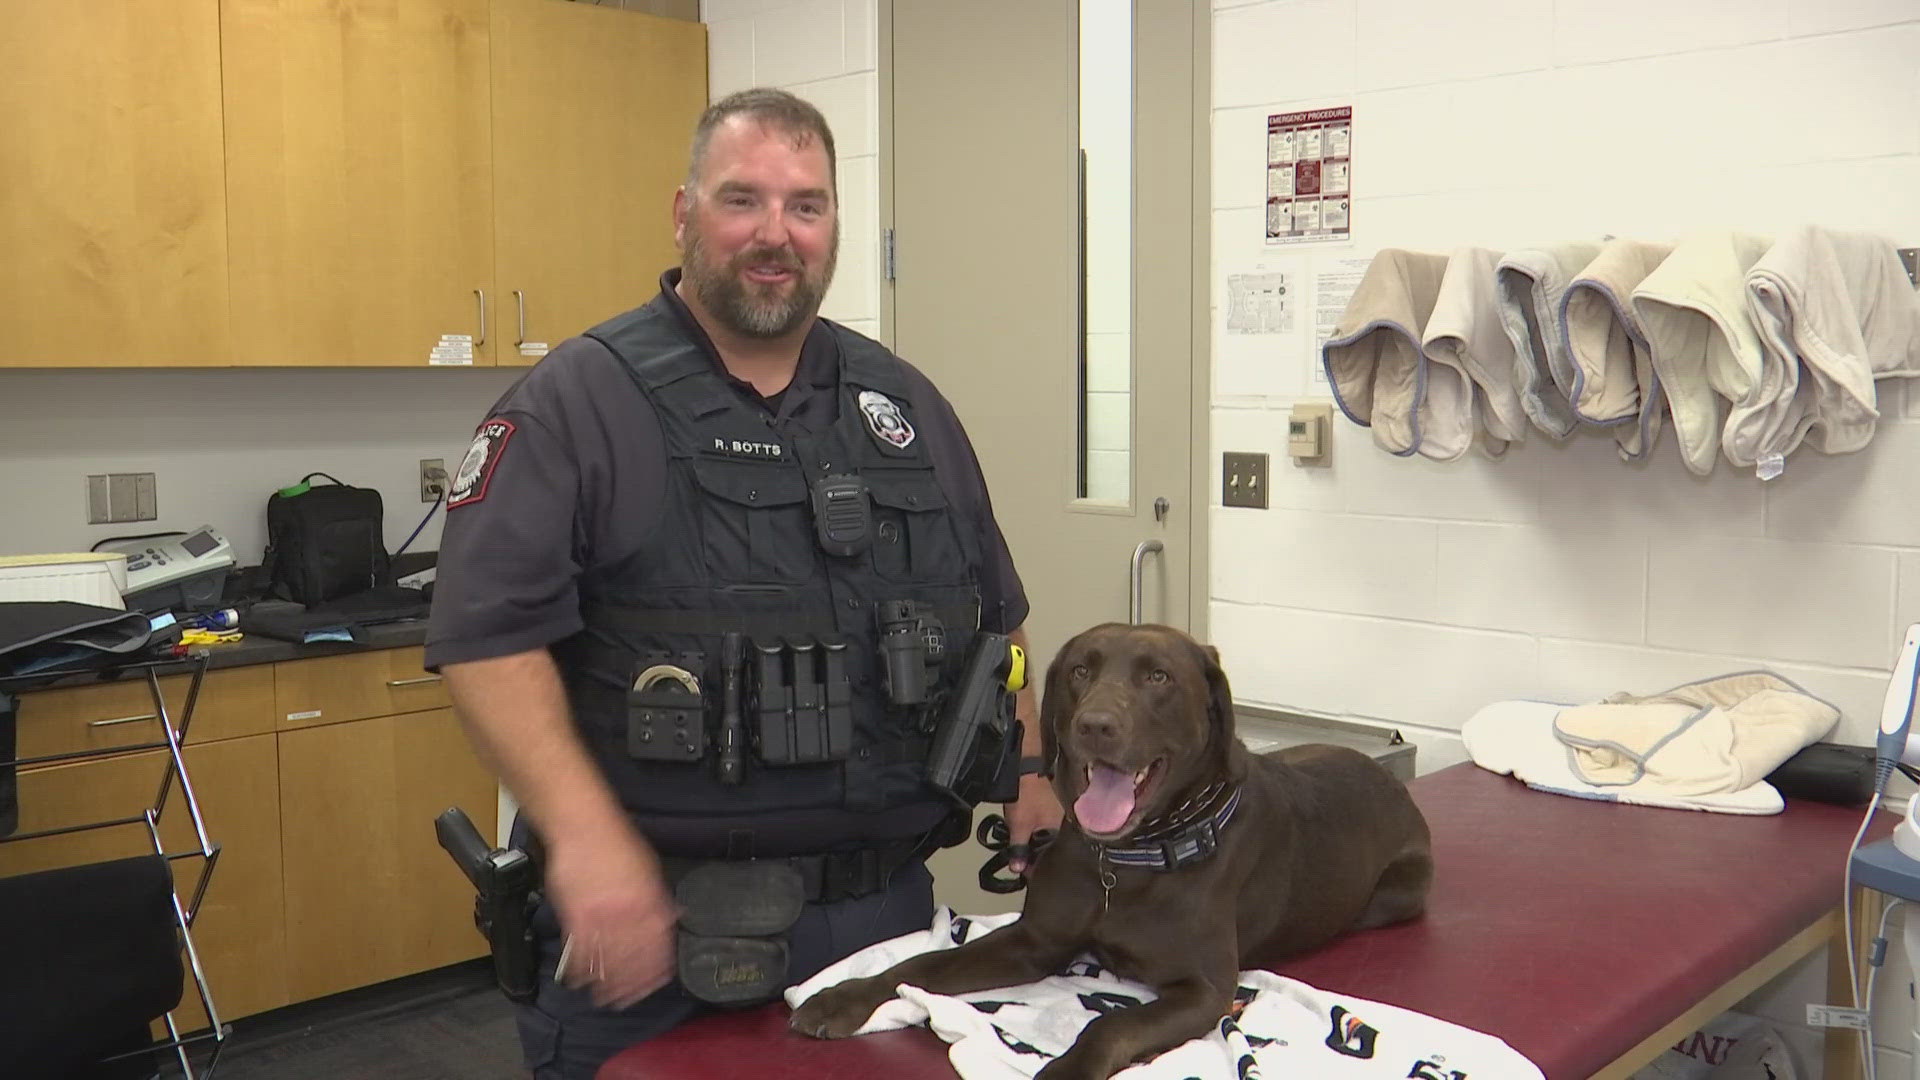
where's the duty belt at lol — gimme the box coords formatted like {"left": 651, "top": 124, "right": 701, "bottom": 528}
{"left": 661, "top": 842, "right": 920, "bottom": 904}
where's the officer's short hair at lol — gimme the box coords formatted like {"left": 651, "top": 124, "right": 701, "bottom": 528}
{"left": 687, "top": 88, "right": 838, "bottom": 195}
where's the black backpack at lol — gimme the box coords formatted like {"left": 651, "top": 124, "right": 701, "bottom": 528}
{"left": 265, "top": 473, "right": 393, "bottom": 606}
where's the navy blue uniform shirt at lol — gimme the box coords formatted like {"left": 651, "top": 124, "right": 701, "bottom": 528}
{"left": 425, "top": 271, "right": 1028, "bottom": 670}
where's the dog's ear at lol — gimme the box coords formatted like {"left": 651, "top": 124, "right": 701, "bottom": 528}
{"left": 1038, "top": 643, "right": 1077, "bottom": 780}
{"left": 1199, "top": 642, "right": 1235, "bottom": 772}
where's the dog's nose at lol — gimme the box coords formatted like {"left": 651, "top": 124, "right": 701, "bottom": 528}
{"left": 1074, "top": 710, "right": 1122, "bottom": 744}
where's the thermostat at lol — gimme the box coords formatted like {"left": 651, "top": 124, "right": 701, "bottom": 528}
{"left": 1288, "top": 403, "right": 1333, "bottom": 465}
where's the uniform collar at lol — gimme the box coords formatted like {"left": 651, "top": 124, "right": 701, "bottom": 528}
{"left": 655, "top": 269, "right": 840, "bottom": 417}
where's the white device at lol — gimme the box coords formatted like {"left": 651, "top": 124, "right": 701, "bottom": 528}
{"left": 101, "top": 526, "right": 235, "bottom": 594}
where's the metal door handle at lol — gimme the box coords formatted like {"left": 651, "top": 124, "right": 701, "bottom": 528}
{"left": 1128, "top": 540, "right": 1163, "bottom": 625}
{"left": 386, "top": 675, "right": 443, "bottom": 688}
{"left": 474, "top": 289, "right": 488, "bottom": 347}
{"left": 513, "top": 289, "right": 526, "bottom": 347}
{"left": 88, "top": 712, "right": 158, "bottom": 728}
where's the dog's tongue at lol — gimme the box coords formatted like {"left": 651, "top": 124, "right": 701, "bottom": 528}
{"left": 1075, "top": 764, "right": 1137, "bottom": 835}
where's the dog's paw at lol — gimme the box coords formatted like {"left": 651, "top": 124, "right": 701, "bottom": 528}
{"left": 788, "top": 978, "right": 889, "bottom": 1039}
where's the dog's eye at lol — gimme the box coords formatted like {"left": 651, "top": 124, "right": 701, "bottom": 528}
{"left": 1070, "top": 664, "right": 1090, "bottom": 681}
{"left": 1145, "top": 669, "right": 1170, "bottom": 684}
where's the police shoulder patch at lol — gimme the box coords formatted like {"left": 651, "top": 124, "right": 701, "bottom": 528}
{"left": 448, "top": 418, "right": 516, "bottom": 508}
{"left": 857, "top": 389, "right": 915, "bottom": 449}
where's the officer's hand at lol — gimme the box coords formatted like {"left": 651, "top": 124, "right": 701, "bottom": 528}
{"left": 545, "top": 828, "right": 679, "bottom": 1009}
{"left": 1002, "top": 773, "right": 1065, "bottom": 875}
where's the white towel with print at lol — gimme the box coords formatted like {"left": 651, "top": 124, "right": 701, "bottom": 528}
{"left": 1497, "top": 243, "right": 1602, "bottom": 439}
{"left": 1423, "top": 246, "right": 1525, "bottom": 457}
{"left": 1463, "top": 700, "right": 1783, "bottom": 814}
{"left": 788, "top": 909, "right": 1545, "bottom": 1080}
{"left": 1745, "top": 226, "right": 1920, "bottom": 458}
{"left": 1630, "top": 232, "right": 1773, "bottom": 475}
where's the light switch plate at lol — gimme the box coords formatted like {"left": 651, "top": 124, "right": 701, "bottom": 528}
{"left": 1222, "top": 452, "right": 1268, "bottom": 509}
{"left": 108, "top": 473, "right": 140, "bottom": 523}
{"left": 133, "top": 473, "right": 157, "bottom": 521}
{"left": 86, "top": 475, "right": 111, "bottom": 524}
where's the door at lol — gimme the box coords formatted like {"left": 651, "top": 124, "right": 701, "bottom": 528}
{"left": 222, "top": 0, "right": 495, "bottom": 366}
{"left": 0, "top": 0, "right": 230, "bottom": 368}
{"left": 490, "top": 0, "right": 706, "bottom": 366}
{"left": 888, "top": 2, "right": 1205, "bottom": 912}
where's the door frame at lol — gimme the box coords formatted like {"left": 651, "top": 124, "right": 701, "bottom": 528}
{"left": 876, "top": 0, "right": 1213, "bottom": 642}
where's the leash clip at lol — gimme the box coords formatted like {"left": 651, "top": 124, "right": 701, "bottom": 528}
{"left": 975, "top": 813, "right": 1055, "bottom": 894}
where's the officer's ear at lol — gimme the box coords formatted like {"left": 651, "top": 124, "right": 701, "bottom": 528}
{"left": 673, "top": 186, "right": 691, "bottom": 251}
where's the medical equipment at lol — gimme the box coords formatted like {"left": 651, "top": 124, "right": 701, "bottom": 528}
{"left": 1844, "top": 624, "right": 1920, "bottom": 1080}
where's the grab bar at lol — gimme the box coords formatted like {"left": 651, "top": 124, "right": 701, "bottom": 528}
{"left": 1128, "top": 539, "right": 1163, "bottom": 624}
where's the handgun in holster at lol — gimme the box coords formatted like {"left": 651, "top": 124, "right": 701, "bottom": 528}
{"left": 435, "top": 806, "right": 541, "bottom": 1004}
{"left": 925, "top": 631, "right": 1026, "bottom": 808}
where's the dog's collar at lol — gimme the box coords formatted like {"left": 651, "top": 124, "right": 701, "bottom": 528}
{"left": 1094, "top": 780, "right": 1242, "bottom": 871}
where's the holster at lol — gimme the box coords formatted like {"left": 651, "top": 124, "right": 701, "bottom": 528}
{"left": 672, "top": 861, "right": 806, "bottom": 1006}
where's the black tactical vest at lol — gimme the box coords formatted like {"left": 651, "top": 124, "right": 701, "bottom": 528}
{"left": 552, "top": 301, "right": 984, "bottom": 859}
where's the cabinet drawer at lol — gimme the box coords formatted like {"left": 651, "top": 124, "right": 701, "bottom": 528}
{"left": 273, "top": 646, "right": 449, "bottom": 730}
{"left": 0, "top": 736, "right": 290, "bottom": 1025}
{"left": 13, "top": 665, "right": 277, "bottom": 764}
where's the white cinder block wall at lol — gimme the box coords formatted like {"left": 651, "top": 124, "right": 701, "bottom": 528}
{"left": 1210, "top": 0, "right": 1920, "bottom": 1073}
{"left": 702, "top": 0, "right": 881, "bottom": 342}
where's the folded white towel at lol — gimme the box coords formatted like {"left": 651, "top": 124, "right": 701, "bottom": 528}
{"left": 1423, "top": 247, "right": 1525, "bottom": 457}
{"left": 1463, "top": 700, "right": 1783, "bottom": 814}
{"left": 788, "top": 908, "right": 1546, "bottom": 1080}
{"left": 1552, "top": 671, "right": 1838, "bottom": 796}
{"left": 1498, "top": 243, "right": 1602, "bottom": 439}
{"left": 1746, "top": 226, "right": 1920, "bottom": 458}
{"left": 1631, "top": 232, "right": 1772, "bottom": 475}
{"left": 1321, "top": 250, "right": 1450, "bottom": 457}
{"left": 1560, "top": 239, "right": 1673, "bottom": 461}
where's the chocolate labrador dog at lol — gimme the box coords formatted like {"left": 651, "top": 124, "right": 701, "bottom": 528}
{"left": 791, "top": 623, "right": 1433, "bottom": 1079}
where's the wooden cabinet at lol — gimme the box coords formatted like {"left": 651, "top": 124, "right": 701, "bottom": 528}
{"left": 271, "top": 645, "right": 450, "bottom": 731}
{"left": 490, "top": 0, "right": 707, "bottom": 364}
{"left": 14, "top": 666, "right": 276, "bottom": 762}
{"left": 0, "top": 0, "right": 231, "bottom": 368}
{"left": 221, "top": 0, "right": 497, "bottom": 366}
{"left": 0, "top": 0, "right": 703, "bottom": 369}
{"left": 278, "top": 707, "right": 496, "bottom": 1002}
{"left": 0, "top": 735, "right": 289, "bottom": 1029}
{"left": 1, "top": 646, "right": 496, "bottom": 1034}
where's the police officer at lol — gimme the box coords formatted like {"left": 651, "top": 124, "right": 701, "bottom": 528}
{"left": 426, "top": 87, "right": 1062, "bottom": 1079}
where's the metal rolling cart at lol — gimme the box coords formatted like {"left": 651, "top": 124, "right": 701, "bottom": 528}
{"left": 0, "top": 652, "right": 230, "bottom": 1078}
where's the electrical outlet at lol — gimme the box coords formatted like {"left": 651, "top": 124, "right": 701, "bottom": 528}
{"left": 1222, "top": 452, "right": 1269, "bottom": 509}
{"left": 420, "top": 459, "right": 447, "bottom": 502}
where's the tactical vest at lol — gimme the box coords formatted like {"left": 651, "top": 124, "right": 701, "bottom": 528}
{"left": 552, "top": 301, "right": 984, "bottom": 859}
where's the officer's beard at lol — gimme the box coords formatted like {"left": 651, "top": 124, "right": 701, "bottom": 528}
{"left": 681, "top": 216, "right": 839, "bottom": 340}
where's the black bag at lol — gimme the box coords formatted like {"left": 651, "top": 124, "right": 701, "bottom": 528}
{"left": 266, "top": 473, "right": 393, "bottom": 606}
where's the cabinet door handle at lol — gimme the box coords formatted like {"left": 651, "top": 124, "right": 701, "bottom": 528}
{"left": 513, "top": 289, "right": 527, "bottom": 347}
{"left": 474, "top": 288, "right": 488, "bottom": 346}
{"left": 386, "top": 675, "right": 443, "bottom": 688}
{"left": 89, "top": 713, "right": 159, "bottom": 728}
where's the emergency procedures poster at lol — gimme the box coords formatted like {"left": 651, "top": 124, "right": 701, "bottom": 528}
{"left": 1265, "top": 106, "right": 1351, "bottom": 245}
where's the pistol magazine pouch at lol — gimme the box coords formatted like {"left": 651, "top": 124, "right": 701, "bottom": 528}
{"left": 674, "top": 861, "right": 806, "bottom": 1006}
